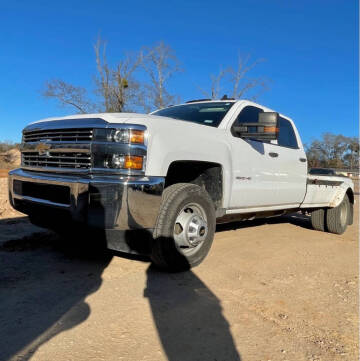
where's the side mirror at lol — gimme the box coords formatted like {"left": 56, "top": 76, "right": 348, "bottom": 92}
{"left": 233, "top": 112, "right": 279, "bottom": 140}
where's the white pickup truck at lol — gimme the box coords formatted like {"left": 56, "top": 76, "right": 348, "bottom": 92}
{"left": 9, "top": 99, "right": 354, "bottom": 271}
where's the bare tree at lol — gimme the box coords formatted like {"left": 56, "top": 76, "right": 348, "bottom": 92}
{"left": 43, "top": 37, "right": 144, "bottom": 113}
{"left": 43, "top": 79, "right": 96, "bottom": 114}
{"left": 229, "top": 55, "right": 268, "bottom": 100}
{"left": 94, "top": 38, "right": 143, "bottom": 112}
{"left": 200, "top": 54, "right": 268, "bottom": 100}
{"left": 199, "top": 68, "right": 228, "bottom": 99}
{"left": 142, "top": 41, "right": 181, "bottom": 109}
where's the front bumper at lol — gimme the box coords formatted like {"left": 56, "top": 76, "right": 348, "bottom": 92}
{"left": 9, "top": 168, "right": 164, "bottom": 233}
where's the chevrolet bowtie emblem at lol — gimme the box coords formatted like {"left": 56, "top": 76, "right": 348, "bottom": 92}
{"left": 35, "top": 142, "right": 51, "bottom": 155}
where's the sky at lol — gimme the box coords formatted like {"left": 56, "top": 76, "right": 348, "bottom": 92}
{"left": 0, "top": 0, "right": 358, "bottom": 144}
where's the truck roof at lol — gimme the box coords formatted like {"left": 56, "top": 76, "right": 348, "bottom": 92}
{"left": 169, "top": 98, "right": 266, "bottom": 110}
{"left": 185, "top": 99, "right": 237, "bottom": 104}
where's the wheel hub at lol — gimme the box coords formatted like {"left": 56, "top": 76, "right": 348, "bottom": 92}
{"left": 174, "top": 205, "right": 208, "bottom": 249}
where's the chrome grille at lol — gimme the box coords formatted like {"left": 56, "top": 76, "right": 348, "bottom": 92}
{"left": 22, "top": 152, "right": 92, "bottom": 169}
{"left": 23, "top": 128, "right": 93, "bottom": 143}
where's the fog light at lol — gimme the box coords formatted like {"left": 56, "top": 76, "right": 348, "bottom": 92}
{"left": 105, "top": 154, "right": 125, "bottom": 169}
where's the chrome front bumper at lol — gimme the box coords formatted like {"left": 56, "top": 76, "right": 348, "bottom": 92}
{"left": 8, "top": 168, "right": 164, "bottom": 232}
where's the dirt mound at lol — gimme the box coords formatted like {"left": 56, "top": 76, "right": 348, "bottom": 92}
{"left": 0, "top": 148, "right": 21, "bottom": 169}
{"left": 0, "top": 178, "right": 23, "bottom": 218}
{"left": 7, "top": 148, "right": 21, "bottom": 165}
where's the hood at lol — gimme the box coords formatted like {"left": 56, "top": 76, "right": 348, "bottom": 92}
{"left": 25, "top": 112, "right": 221, "bottom": 136}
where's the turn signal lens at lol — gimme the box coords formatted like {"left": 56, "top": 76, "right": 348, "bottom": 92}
{"left": 264, "top": 126, "right": 279, "bottom": 133}
{"left": 129, "top": 129, "right": 145, "bottom": 144}
{"left": 124, "top": 155, "right": 143, "bottom": 170}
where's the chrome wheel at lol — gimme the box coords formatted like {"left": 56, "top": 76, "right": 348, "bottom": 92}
{"left": 173, "top": 203, "right": 208, "bottom": 255}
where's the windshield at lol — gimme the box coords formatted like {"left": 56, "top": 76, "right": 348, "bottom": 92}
{"left": 152, "top": 102, "right": 235, "bottom": 127}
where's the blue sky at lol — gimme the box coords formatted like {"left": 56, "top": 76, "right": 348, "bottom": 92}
{"left": 0, "top": 0, "right": 358, "bottom": 144}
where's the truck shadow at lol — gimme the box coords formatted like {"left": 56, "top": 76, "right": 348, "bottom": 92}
{"left": 0, "top": 210, "right": 308, "bottom": 360}
{"left": 216, "top": 212, "right": 312, "bottom": 232}
{"left": 0, "top": 217, "right": 241, "bottom": 361}
{"left": 0, "top": 217, "right": 112, "bottom": 361}
{"left": 144, "top": 265, "right": 241, "bottom": 361}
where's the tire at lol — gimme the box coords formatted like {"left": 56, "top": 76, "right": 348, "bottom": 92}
{"left": 151, "top": 183, "right": 216, "bottom": 272}
{"left": 310, "top": 208, "right": 326, "bottom": 232}
{"left": 326, "top": 194, "right": 350, "bottom": 235}
{"left": 348, "top": 197, "right": 354, "bottom": 225}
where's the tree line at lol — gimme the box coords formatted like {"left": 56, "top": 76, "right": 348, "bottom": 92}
{"left": 42, "top": 38, "right": 268, "bottom": 113}
{"left": 306, "top": 133, "right": 359, "bottom": 170}
{"left": 8, "top": 38, "right": 360, "bottom": 172}
{"left": 0, "top": 142, "right": 19, "bottom": 153}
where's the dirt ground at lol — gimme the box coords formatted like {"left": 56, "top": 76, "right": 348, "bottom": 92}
{"left": 0, "top": 169, "right": 10, "bottom": 178}
{"left": 0, "top": 178, "right": 358, "bottom": 361}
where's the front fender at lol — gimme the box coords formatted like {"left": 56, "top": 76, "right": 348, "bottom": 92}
{"left": 145, "top": 130, "right": 233, "bottom": 207}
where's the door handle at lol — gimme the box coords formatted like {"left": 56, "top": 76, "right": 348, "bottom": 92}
{"left": 269, "top": 152, "right": 279, "bottom": 158}
{"left": 299, "top": 158, "right": 307, "bottom": 162}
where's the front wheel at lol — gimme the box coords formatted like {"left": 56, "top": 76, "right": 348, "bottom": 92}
{"left": 151, "top": 183, "right": 216, "bottom": 272}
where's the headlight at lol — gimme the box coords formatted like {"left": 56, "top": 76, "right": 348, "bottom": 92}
{"left": 110, "top": 129, "right": 145, "bottom": 144}
{"left": 93, "top": 125, "right": 146, "bottom": 172}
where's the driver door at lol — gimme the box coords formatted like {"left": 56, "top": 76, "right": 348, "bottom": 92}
{"left": 229, "top": 105, "right": 281, "bottom": 209}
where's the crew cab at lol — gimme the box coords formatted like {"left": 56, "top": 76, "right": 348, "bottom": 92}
{"left": 9, "top": 99, "right": 354, "bottom": 271}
